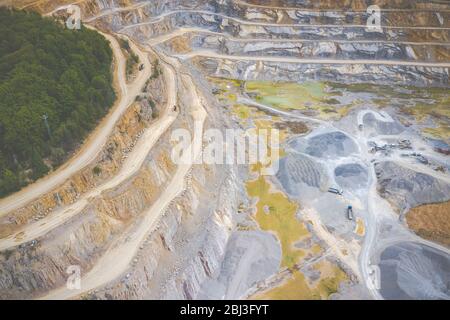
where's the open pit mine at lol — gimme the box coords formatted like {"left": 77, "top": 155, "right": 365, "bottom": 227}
{"left": 0, "top": 0, "right": 449, "bottom": 301}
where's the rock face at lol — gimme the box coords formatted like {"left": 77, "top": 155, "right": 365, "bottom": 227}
{"left": 0, "top": 70, "right": 166, "bottom": 239}
{"left": 0, "top": 49, "right": 247, "bottom": 300}
{"left": 73, "top": 0, "right": 450, "bottom": 86}
{"left": 197, "top": 58, "right": 449, "bottom": 86}
{"left": 0, "top": 0, "right": 239, "bottom": 301}
{"left": 375, "top": 161, "right": 450, "bottom": 213}
{"left": 0, "top": 135, "right": 177, "bottom": 299}
{"left": 168, "top": 33, "right": 443, "bottom": 62}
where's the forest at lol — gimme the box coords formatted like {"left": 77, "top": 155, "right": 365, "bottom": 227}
{"left": 0, "top": 8, "right": 115, "bottom": 197}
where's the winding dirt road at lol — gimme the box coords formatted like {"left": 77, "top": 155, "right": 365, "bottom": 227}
{"left": 144, "top": 27, "right": 450, "bottom": 46}
{"left": 41, "top": 55, "right": 207, "bottom": 300}
{"left": 233, "top": 0, "right": 450, "bottom": 13}
{"left": 0, "top": 52, "right": 178, "bottom": 251}
{"left": 118, "top": 9, "right": 450, "bottom": 31}
{"left": 176, "top": 50, "right": 450, "bottom": 68}
{"left": 0, "top": 29, "right": 148, "bottom": 215}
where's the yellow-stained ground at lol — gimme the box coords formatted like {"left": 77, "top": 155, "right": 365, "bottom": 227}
{"left": 423, "top": 124, "right": 450, "bottom": 142}
{"left": 242, "top": 79, "right": 450, "bottom": 142}
{"left": 246, "top": 176, "right": 308, "bottom": 269}
{"left": 355, "top": 218, "right": 365, "bottom": 236}
{"left": 213, "top": 76, "right": 350, "bottom": 299}
{"left": 332, "top": 82, "right": 450, "bottom": 142}
{"left": 245, "top": 81, "right": 354, "bottom": 120}
{"left": 253, "top": 260, "right": 348, "bottom": 300}
{"left": 246, "top": 175, "right": 350, "bottom": 300}
{"left": 232, "top": 104, "right": 252, "bottom": 120}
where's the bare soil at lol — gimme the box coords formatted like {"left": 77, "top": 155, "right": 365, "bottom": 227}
{"left": 406, "top": 201, "right": 450, "bottom": 248}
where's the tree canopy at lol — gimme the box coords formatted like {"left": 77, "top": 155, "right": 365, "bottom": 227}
{"left": 0, "top": 8, "right": 115, "bottom": 197}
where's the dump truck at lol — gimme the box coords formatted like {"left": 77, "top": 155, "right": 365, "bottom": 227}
{"left": 347, "top": 205, "right": 354, "bottom": 220}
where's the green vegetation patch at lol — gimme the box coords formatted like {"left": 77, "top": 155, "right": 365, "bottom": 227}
{"left": 245, "top": 80, "right": 450, "bottom": 141}
{"left": 0, "top": 8, "right": 115, "bottom": 197}
{"left": 254, "top": 260, "right": 348, "bottom": 300}
{"left": 246, "top": 81, "right": 328, "bottom": 109}
{"left": 244, "top": 80, "right": 353, "bottom": 119}
{"left": 119, "top": 38, "right": 139, "bottom": 78}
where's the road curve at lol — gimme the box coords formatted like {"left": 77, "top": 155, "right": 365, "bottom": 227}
{"left": 41, "top": 57, "right": 207, "bottom": 300}
{"left": 0, "top": 56, "right": 178, "bottom": 251}
{"left": 238, "top": 96, "right": 326, "bottom": 125}
{"left": 145, "top": 27, "right": 450, "bottom": 46}
{"left": 0, "top": 29, "right": 147, "bottom": 215}
{"left": 118, "top": 9, "right": 450, "bottom": 31}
